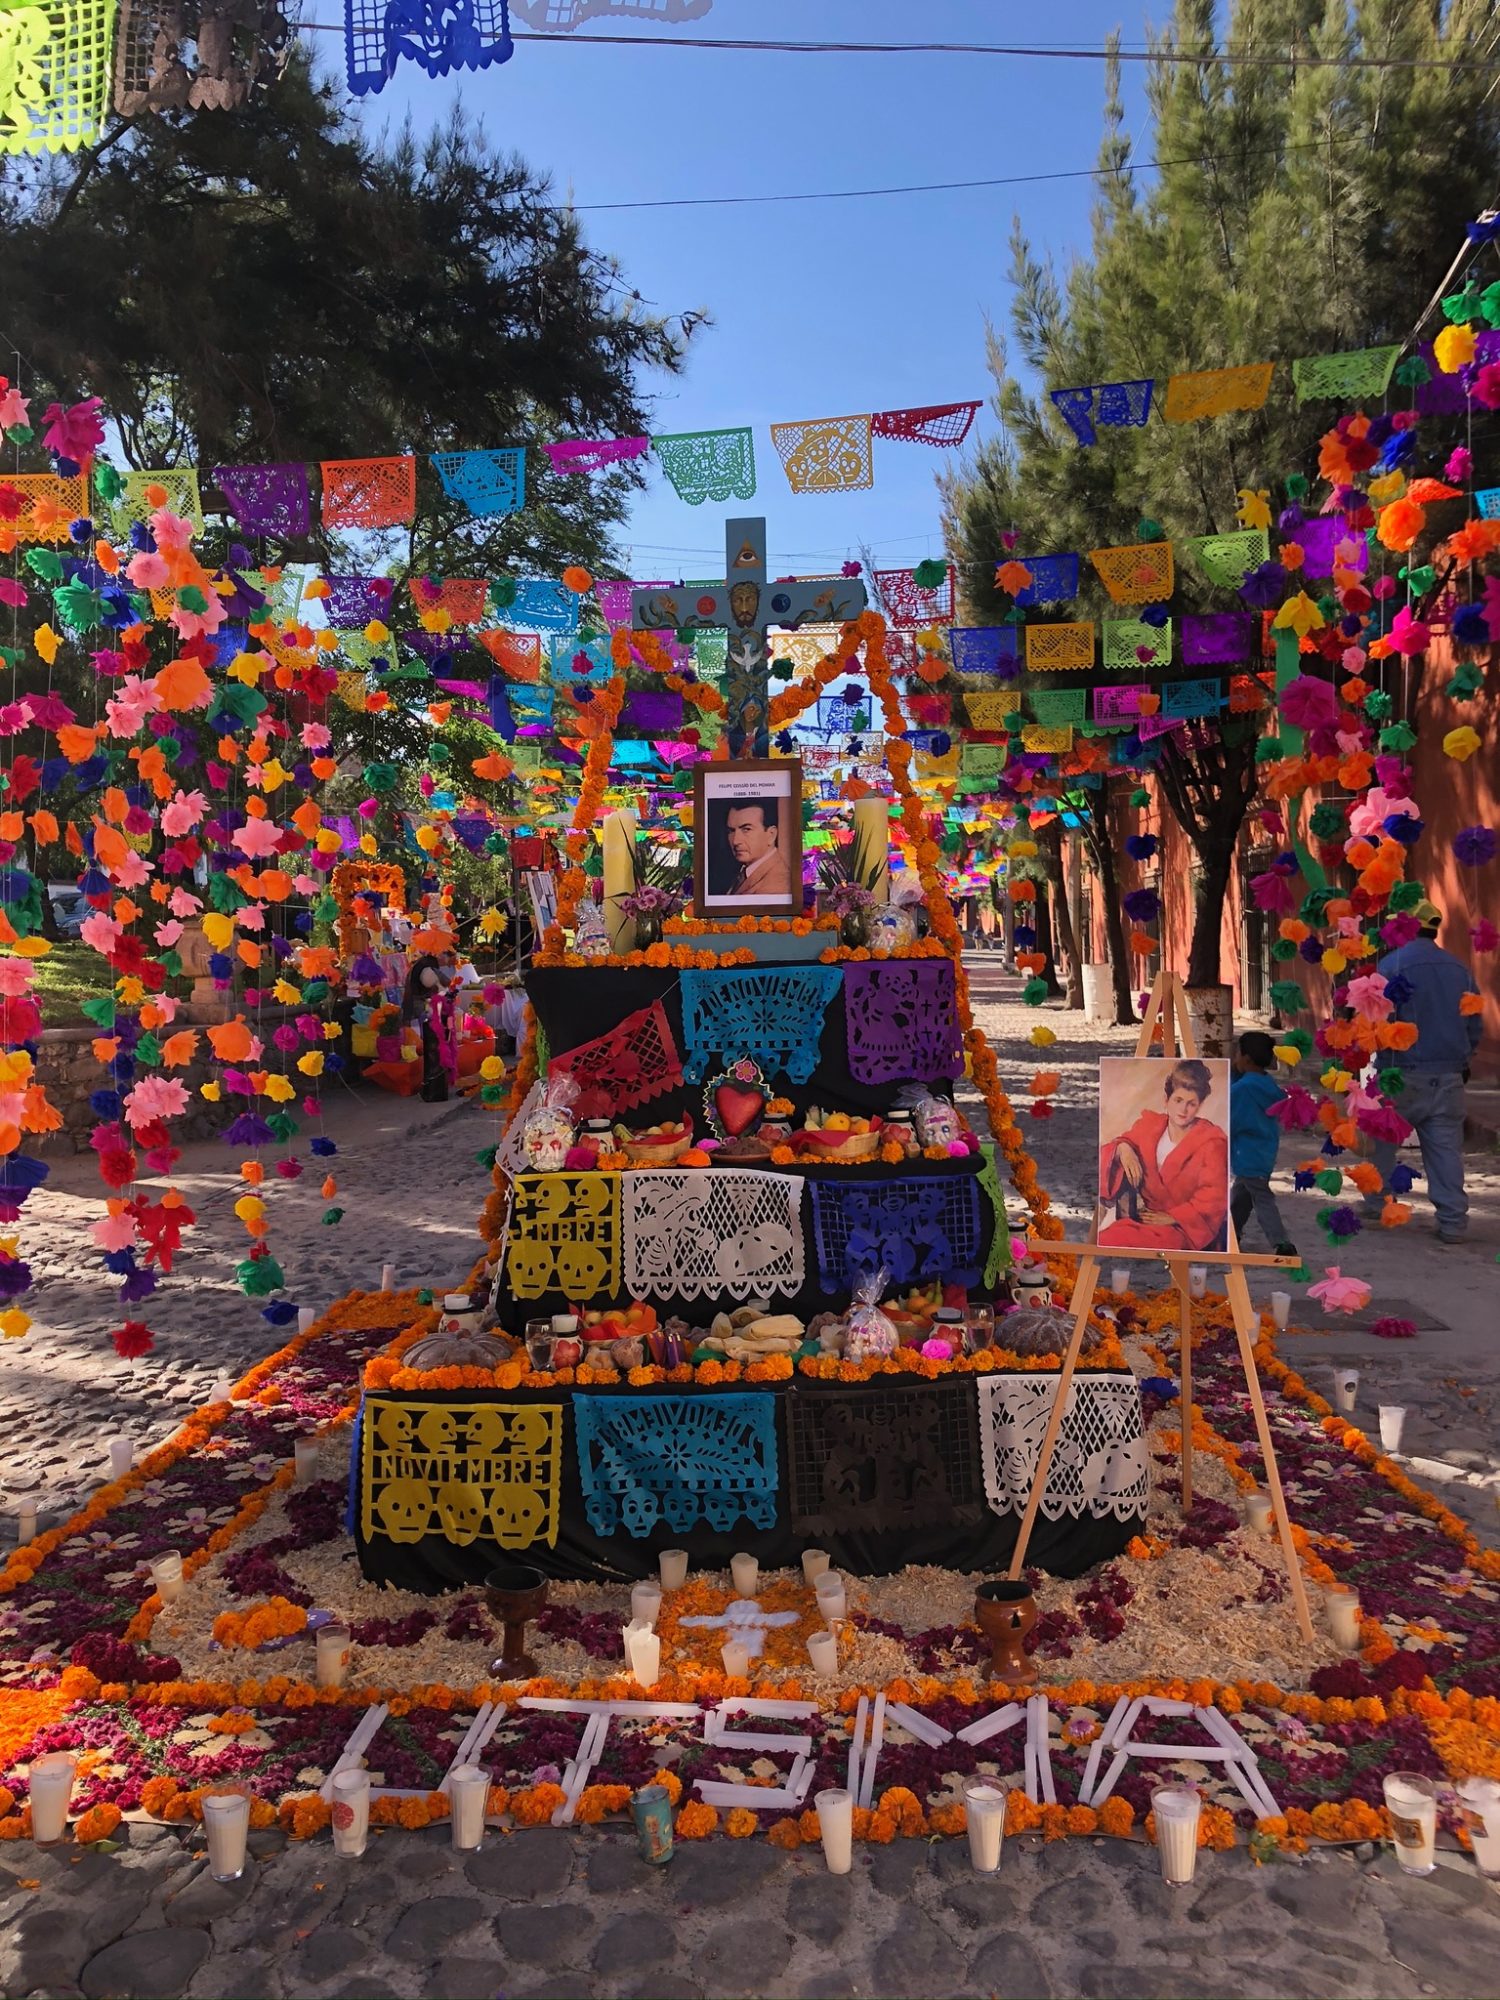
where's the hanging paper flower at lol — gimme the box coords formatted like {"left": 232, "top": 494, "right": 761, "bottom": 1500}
{"left": 1124, "top": 834, "right": 1158, "bottom": 861}
{"left": 1269, "top": 1086, "right": 1319, "bottom": 1131}
{"left": 40, "top": 396, "right": 105, "bottom": 464}
{"left": 1433, "top": 322, "right": 1477, "bottom": 374}
{"left": 1277, "top": 676, "right": 1339, "bottom": 731}
{"left": 1471, "top": 920, "right": 1499, "bottom": 953}
{"left": 1122, "top": 888, "right": 1159, "bottom": 923}
{"left": 994, "top": 560, "right": 1033, "bottom": 595}
{"left": 1453, "top": 825, "right": 1497, "bottom": 867}
{"left": 1443, "top": 725, "right": 1482, "bottom": 762}
{"left": 1238, "top": 560, "right": 1287, "bottom": 608}
{"left": 1344, "top": 973, "right": 1393, "bottom": 1021}
{"left": 1369, "top": 1316, "right": 1417, "bottom": 1340}
{"left": 1387, "top": 607, "right": 1430, "bottom": 656}
{"left": 111, "top": 1320, "right": 155, "bottom": 1359}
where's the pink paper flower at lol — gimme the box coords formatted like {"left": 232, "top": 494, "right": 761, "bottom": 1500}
{"left": 300, "top": 723, "right": 332, "bottom": 750}
{"left": 0, "top": 961, "right": 33, "bottom": 998}
{"left": 91, "top": 1213, "right": 138, "bottom": 1253}
{"left": 125, "top": 551, "right": 169, "bottom": 590}
{"left": 232, "top": 817, "right": 283, "bottom": 858}
{"left": 1348, "top": 788, "right": 1419, "bottom": 838}
{"left": 0, "top": 383, "right": 29, "bottom": 430}
{"left": 1471, "top": 920, "right": 1499, "bottom": 953}
{"left": 1278, "top": 676, "right": 1339, "bottom": 730}
{"left": 168, "top": 889, "right": 203, "bottom": 918}
{"left": 1269, "top": 1086, "right": 1320, "bottom": 1131}
{"left": 80, "top": 912, "right": 121, "bottom": 955}
{"left": 1344, "top": 973, "right": 1393, "bottom": 1022}
{"left": 160, "top": 790, "right": 206, "bottom": 837}
{"left": 1250, "top": 869, "right": 1299, "bottom": 915}
{"left": 40, "top": 396, "right": 104, "bottom": 462}
{"left": 149, "top": 508, "right": 193, "bottom": 550}
{"left": 1308, "top": 1267, "right": 1372, "bottom": 1315}
{"left": 1389, "top": 607, "right": 1430, "bottom": 656}
{"left": 123, "top": 1077, "right": 189, "bottom": 1130}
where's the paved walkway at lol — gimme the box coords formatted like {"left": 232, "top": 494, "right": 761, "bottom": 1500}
{"left": 6, "top": 963, "right": 1500, "bottom": 2000}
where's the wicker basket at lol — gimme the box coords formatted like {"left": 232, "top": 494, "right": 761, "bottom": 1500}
{"left": 622, "top": 1130, "right": 694, "bottom": 1167}
{"left": 795, "top": 1122, "right": 883, "bottom": 1163}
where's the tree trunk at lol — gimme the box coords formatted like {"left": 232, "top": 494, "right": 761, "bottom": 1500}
{"left": 1032, "top": 881, "right": 1063, "bottom": 998}
{"left": 1187, "top": 837, "right": 1236, "bottom": 989}
{"left": 1038, "top": 819, "right": 1083, "bottom": 1008}
{"left": 1080, "top": 788, "right": 1136, "bottom": 1026}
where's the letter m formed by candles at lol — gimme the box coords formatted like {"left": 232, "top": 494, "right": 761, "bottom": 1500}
{"left": 632, "top": 518, "right": 866, "bottom": 757}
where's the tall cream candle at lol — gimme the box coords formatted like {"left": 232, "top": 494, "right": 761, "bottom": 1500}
{"left": 602, "top": 809, "right": 640, "bottom": 952}
{"left": 815, "top": 1787, "right": 854, "bottom": 1873}
{"left": 849, "top": 796, "right": 891, "bottom": 903}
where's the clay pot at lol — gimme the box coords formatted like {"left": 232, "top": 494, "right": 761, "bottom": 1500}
{"left": 484, "top": 1562, "right": 549, "bottom": 1679}
{"left": 974, "top": 1579, "right": 1037, "bottom": 1683}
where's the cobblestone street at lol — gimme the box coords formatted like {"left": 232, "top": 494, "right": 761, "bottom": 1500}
{"left": 5, "top": 962, "right": 1499, "bottom": 1999}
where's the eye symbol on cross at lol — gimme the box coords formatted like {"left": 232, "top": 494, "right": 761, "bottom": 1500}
{"left": 677, "top": 1596, "right": 801, "bottom": 1660}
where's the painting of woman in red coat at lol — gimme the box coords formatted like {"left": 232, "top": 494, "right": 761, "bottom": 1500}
{"left": 1097, "top": 1056, "right": 1231, "bottom": 1252}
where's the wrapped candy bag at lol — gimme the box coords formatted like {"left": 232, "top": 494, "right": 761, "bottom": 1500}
{"left": 895, "top": 1084, "right": 963, "bottom": 1150}
{"left": 521, "top": 1071, "right": 579, "bottom": 1171}
{"left": 845, "top": 1266, "right": 899, "bottom": 1362}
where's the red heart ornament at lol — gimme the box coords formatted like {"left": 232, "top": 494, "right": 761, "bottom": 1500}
{"left": 714, "top": 1082, "right": 766, "bottom": 1137}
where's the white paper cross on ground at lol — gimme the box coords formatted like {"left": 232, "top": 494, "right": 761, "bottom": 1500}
{"left": 678, "top": 1596, "right": 800, "bottom": 1659}
{"left": 1077, "top": 1696, "right": 1280, "bottom": 1819}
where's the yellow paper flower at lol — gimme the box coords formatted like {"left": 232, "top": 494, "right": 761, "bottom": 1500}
{"left": 1272, "top": 1043, "right": 1303, "bottom": 1067}
{"left": 0, "top": 1310, "right": 31, "bottom": 1341}
{"left": 1443, "top": 725, "right": 1481, "bottom": 761}
{"left": 1321, "top": 948, "right": 1347, "bottom": 975}
{"left": 259, "top": 1073, "right": 296, "bottom": 1103}
{"left": 33, "top": 625, "right": 60, "bottom": 666}
{"left": 1029, "top": 1025, "right": 1058, "bottom": 1048}
{"left": 1434, "top": 323, "right": 1477, "bottom": 374}
{"left": 1272, "top": 591, "right": 1325, "bottom": 637}
{"left": 11, "top": 937, "right": 50, "bottom": 958}
{"left": 365, "top": 620, "right": 391, "bottom": 644}
{"left": 200, "top": 1081, "right": 222, "bottom": 1101}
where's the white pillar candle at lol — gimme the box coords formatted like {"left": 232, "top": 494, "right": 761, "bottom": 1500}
{"left": 106, "top": 1436, "right": 134, "bottom": 1480}
{"left": 1456, "top": 1777, "right": 1500, "bottom": 1879}
{"left": 815, "top": 1787, "right": 854, "bottom": 1874}
{"left": 201, "top": 1791, "right": 251, "bottom": 1882}
{"left": 629, "top": 1629, "right": 661, "bottom": 1688}
{"left": 1382, "top": 1772, "right": 1437, "bottom": 1876}
{"left": 210, "top": 1373, "right": 233, "bottom": 1405}
{"left": 815, "top": 1574, "right": 847, "bottom": 1625}
{"left": 1244, "top": 1493, "right": 1273, "bottom": 1535}
{"left": 16, "top": 1497, "right": 36, "bottom": 1546}
{"left": 1379, "top": 1405, "right": 1406, "bottom": 1452}
{"left": 1325, "top": 1588, "right": 1361, "bottom": 1651}
{"left": 963, "top": 1778, "right": 1008, "bottom": 1874}
{"left": 1152, "top": 1784, "right": 1201, "bottom": 1885}
{"left": 27, "top": 1753, "right": 76, "bottom": 1845}
{"left": 630, "top": 1582, "right": 663, "bottom": 1629}
{"left": 623, "top": 1618, "right": 648, "bottom": 1664}
{"left": 316, "top": 1624, "right": 352, "bottom": 1690}
{"left": 730, "top": 1553, "right": 759, "bottom": 1599}
{"left": 1270, "top": 1291, "right": 1292, "bottom": 1330}
{"left": 722, "top": 1640, "right": 751, "bottom": 1679}
{"left": 658, "top": 1549, "right": 689, "bottom": 1590}
{"left": 1333, "top": 1369, "right": 1359, "bottom": 1414}
{"left": 1187, "top": 1266, "right": 1208, "bottom": 1299}
{"left": 380, "top": 1264, "right": 396, "bottom": 1293}
{"left": 293, "top": 1437, "right": 321, "bottom": 1486}
{"left": 330, "top": 1768, "right": 370, "bottom": 1859}
{"left": 806, "top": 1631, "right": 838, "bottom": 1676}
{"left": 801, "top": 1548, "right": 831, "bottom": 1584}
{"left": 448, "top": 1764, "right": 488, "bottom": 1851}
{"left": 150, "top": 1551, "right": 184, "bottom": 1605}
{"left": 1111, "top": 1265, "right": 1131, "bottom": 1296}
{"left": 297, "top": 1306, "right": 317, "bottom": 1335}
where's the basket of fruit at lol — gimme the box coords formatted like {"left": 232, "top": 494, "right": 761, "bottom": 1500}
{"left": 617, "top": 1118, "right": 694, "bottom": 1166}
{"left": 793, "top": 1109, "right": 884, "bottom": 1162}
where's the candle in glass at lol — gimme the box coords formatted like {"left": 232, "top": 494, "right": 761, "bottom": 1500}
{"left": 448, "top": 1764, "right": 488, "bottom": 1852}
{"left": 293, "top": 1437, "right": 320, "bottom": 1486}
{"left": 730, "top": 1552, "right": 759, "bottom": 1598}
{"left": 815, "top": 1787, "right": 854, "bottom": 1873}
{"left": 210, "top": 1373, "right": 233, "bottom": 1405}
{"left": 658, "top": 1549, "right": 689, "bottom": 1590}
{"left": 28, "top": 1753, "right": 76, "bottom": 1844}
{"left": 330, "top": 1768, "right": 370, "bottom": 1858}
{"left": 107, "top": 1436, "right": 133, "bottom": 1479}
{"left": 16, "top": 1496, "right": 37, "bottom": 1546}
{"left": 1187, "top": 1266, "right": 1208, "bottom": 1299}
{"left": 380, "top": 1264, "right": 396, "bottom": 1292}
{"left": 1110, "top": 1265, "right": 1131, "bottom": 1295}
{"left": 316, "top": 1623, "right": 352, "bottom": 1689}
{"left": 150, "top": 1550, "right": 183, "bottom": 1604}
{"left": 1379, "top": 1405, "right": 1407, "bottom": 1451}
{"left": 963, "top": 1778, "right": 1008, "bottom": 1874}
{"left": 1244, "top": 1493, "right": 1272, "bottom": 1535}
{"left": 1382, "top": 1772, "right": 1437, "bottom": 1875}
{"left": 202, "top": 1791, "right": 251, "bottom": 1882}
{"left": 1333, "top": 1369, "right": 1358, "bottom": 1414}
{"left": 1152, "top": 1784, "right": 1201, "bottom": 1886}
{"left": 1270, "top": 1291, "right": 1291, "bottom": 1330}
{"left": 1325, "top": 1587, "right": 1361, "bottom": 1650}
{"left": 298, "top": 1306, "right": 317, "bottom": 1334}
{"left": 801, "top": 1548, "right": 831, "bottom": 1584}
{"left": 630, "top": 1582, "right": 662, "bottom": 1629}
{"left": 806, "top": 1631, "right": 838, "bottom": 1675}
{"left": 815, "top": 1574, "right": 847, "bottom": 1624}
{"left": 1457, "top": 1777, "right": 1500, "bottom": 1882}
{"left": 722, "top": 1639, "right": 751, "bottom": 1679}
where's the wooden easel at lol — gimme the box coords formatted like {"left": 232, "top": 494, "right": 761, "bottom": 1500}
{"left": 1008, "top": 970, "right": 1315, "bottom": 1644}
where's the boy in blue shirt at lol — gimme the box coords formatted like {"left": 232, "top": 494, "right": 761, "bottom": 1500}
{"left": 1229, "top": 1031, "right": 1296, "bottom": 1256}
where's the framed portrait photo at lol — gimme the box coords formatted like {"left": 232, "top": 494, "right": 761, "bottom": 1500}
{"left": 1097, "top": 1054, "right": 1232, "bottom": 1255}
{"left": 692, "top": 758, "right": 804, "bottom": 918}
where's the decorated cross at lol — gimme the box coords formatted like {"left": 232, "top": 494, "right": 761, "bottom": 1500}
{"left": 631, "top": 517, "right": 868, "bottom": 756}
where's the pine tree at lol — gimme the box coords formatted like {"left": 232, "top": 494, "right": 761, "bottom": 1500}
{"left": 942, "top": 0, "right": 1500, "bottom": 985}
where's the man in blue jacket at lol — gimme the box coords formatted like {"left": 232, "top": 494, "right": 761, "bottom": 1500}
{"left": 1365, "top": 901, "right": 1482, "bottom": 1244}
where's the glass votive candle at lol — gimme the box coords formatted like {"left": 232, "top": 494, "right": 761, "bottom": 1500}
{"left": 1244, "top": 1492, "right": 1273, "bottom": 1534}
{"left": 293, "top": 1437, "right": 321, "bottom": 1486}
{"left": 150, "top": 1550, "right": 184, "bottom": 1604}
{"left": 730, "top": 1552, "right": 759, "bottom": 1599}
{"left": 330, "top": 1768, "right": 370, "bottom": 1858}
{"left": 448, "top": 1764, "right": 488, "bottom": 1852}
{"left": 963, "top": 1777, "right": 1008, "bottom": 1874}
{"left": 815, "top": 1787, "right": 854, "bottom": 1874}
{"left": 1111, "top": 1265, "right": 1131, "bottom": 1296}
{"left": 1325, "top": 1586, "right": 1361, "bottom": 1650}
{"left": 1151, "top": 1783, "right": 1202, "bottom": 1886}
{"left": 27, "top": 1752, "right": 76, "bottom": 1845}
{"left": 201, "top": 1790, "right": 251, "bottom": 1882}
{"left": 1456, "top": 1776, "right": 1500, "bottom": 1882}
{"left": 16, "top": 1496, "right": 37, "bottom": 1546}
{"left": 297, "top": 1306, "right": 317, "bottom": 1335}
{"left": 316, "top": 1623, "right": 352, "bottom": 1690}
{"left": 658, "top": 1549, "right": 689, "bottom": 1590}
{"left": 380, "top": 1264, "right": 396, "bottom": 1292}
{"left": 1187, "top": 1266, "right": 1208, "bottom": 1299}
{"left": 106, "top": 1435, "right": 134, "bottom": 1480}
{"left": 210, "top": 1373, "right": 233, "bottom": 1405}
{"left": 1379, "top": 1406, "right": 1407, "bottom": 1452}
{"left": 806, "top": 1630, "right": 838, "bottom": 1675}
{"left": 1270, "top": 1291, "right": 1292, "bottom": 1330}
{"left": 721, "top": 1639, "right": 751, "bottom": 1679}
{"left": 801, "top": 1548, "right": 831, "bottom": 1584}
{"left": 1333, "top": 1369, "right": 1359, "bottom": 1414}
{"left": 629, "top": 1629, "right": 661, "bottom": 1688}
{"left": 816, "top": 1574, "right": 847, "bottom": 1624}
{"left": 630, "top": 1582, "right": 662, "bottom": 1629}
{"left": 1382, "top": 1771, "right": 1437, "bottom": 1876}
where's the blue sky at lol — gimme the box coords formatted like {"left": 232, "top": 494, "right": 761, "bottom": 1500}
{"left": 348, "top": 1, "right": 1154, "bottom": 578}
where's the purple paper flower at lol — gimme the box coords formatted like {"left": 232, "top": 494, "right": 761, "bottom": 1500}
{"left": 1453, "top": 824, "right": 1497, "bottom": 867}
{"left": 1122, "top": 887, "right": 1159, "bottom": 922}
